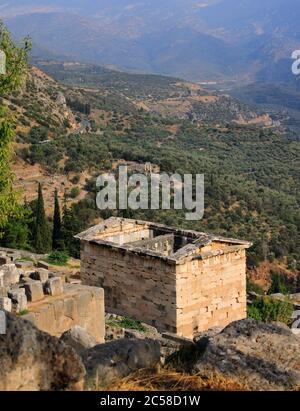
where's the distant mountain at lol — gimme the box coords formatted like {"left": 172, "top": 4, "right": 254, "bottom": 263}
{"left": 1, "top": 0, "right": 300, "bottom": 82}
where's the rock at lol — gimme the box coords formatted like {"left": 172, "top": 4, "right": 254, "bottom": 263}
{"left": 60, "top": 325, "right": 97, "bottom": 355}
{"left": 68, "top": 279, "right": 82, "bottom": 285}
{"left": 269, "top": 293, "right": 286, "bottom": 301}
{"left": 44, "top": 277, "right": 64, "bottom": 297}
{"left": 1, "top": 265, "right": 20, "bottom": 286}
{"left": 16, "top": 261, "right": 33, "bottom": 269}
{"left": 290, "top": 293, "right": 300, "bottom": 303}
{"left": 37, "top": 261, "right": 50, "bottom": 270}
{"left": 83, "top": 338, "right": 161, "bottom": 388}
{"left": 0, "top": 287, "right": 8, "bottom": 298}
{"left": 10, "top": 253, "right": 21, "bottom": 262}
{"left": 0, "top": 297, "right": 12, "bottom": 312}
{"left": 30, "top": 269, "right": 49, "bottom": 283}
{"left": 193, "top": 326, "right": 224, "bottom": 352}
{"left": 23, "top": 281, "right": 44, "bottom": 302}
{"left": 0, "top": 256, "right": 11, "bottom": 265}
{"left": 23, "top": 285, "right": 105, "bottom": 343}
{"left": 8, "top": 289, "right": 27, "bottom": 312}
{"left": 0, "top": 272, "right": 4, "bottom": 287}
{"left": 0, "top": 312, "right": 85, "bottom": 390}
{"left": 193, "top": 319, "right": 300, "bottom": 391}
{"left": 20, "top": 277, "right": 35, "bottom": 285}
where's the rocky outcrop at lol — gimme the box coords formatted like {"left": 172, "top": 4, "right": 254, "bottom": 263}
{"left": 60, "top": 325, "right": 98, "bottom": 355}
{"left": 193, "top": 319, "right": 300, "bottom": 391}
{"left": 0, "top": 312, "right": 85, "bottom": 391}
{"left": 82, "top": 338, "right": 161, "bottom": 388}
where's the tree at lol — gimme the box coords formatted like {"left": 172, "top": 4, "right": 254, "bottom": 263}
{"left": 33, "top": 183, "right": 51, "bottom": 253}
{"left": 61, "top": 197, "right": 84, "bottom": 258}
{"left": 0, "top": 21, "right": 31, "bottom": 232}
{"left": 52, "top": 189, "right": 62, "bottom": 250}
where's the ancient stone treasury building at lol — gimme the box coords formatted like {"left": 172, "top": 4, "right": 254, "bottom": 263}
{"left": 76, "top": 218, "right": 251, "bottom": 339}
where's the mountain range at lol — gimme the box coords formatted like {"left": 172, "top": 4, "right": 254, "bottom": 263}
{"left": 1, "top": 0, "right": 299, "bottom": 82}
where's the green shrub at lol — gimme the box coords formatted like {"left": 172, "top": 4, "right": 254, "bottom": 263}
{"left": 18, "top": 309, "right": 30, "bottom": 316}
{"left": 47, "top": 251, "right": 69, "bottom": 266}
{"left": 107, "top": 316, "right": 147, "bottom": 333}
{"left": 71, "top": 175, "right": 80, "bottom": 185}
{"left": 247, "top": 297, "right": 293, "bottom": 325}
{"left": 247, "top": 280, "right": 264, "bottom": 295}
{"left": 268, "top": 272, "right": 289, "bottom": 295}
{"left": 69, "top": 186, "right": 80, "bottom": 199}
{"left": 118, "top": 317, "right": 147, "bottom": 332}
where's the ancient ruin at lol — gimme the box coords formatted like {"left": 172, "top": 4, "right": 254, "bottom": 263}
{"left": 76, "top": 218, "right": 251, "bottom": 338}
{"left": 0, "top": 250, "right": 105, "bottom": 343}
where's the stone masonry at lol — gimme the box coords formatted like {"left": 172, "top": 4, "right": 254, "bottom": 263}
{"left": 76, "top": 218, "right": 251, "bottom": 339}
{"left": 0, "top": 255, "right": 105, "bottom": 343}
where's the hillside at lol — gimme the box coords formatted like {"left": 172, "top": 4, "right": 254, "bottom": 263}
{"left": 2, "top": 63, "right": 299, "bottom": 286}
{"left": 2, "top": 0, "right": 299, "bottom": 83}
{"left": 35, "top": 60, "right": 275, "bottom": 126}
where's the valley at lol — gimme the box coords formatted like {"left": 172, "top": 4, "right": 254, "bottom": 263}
{"left": 1, "top": 61, "right": 298, "bottom": 289}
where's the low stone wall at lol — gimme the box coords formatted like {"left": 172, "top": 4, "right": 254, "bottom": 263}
{"left": 23, "top": 284, "right": 105, "bottom": 343}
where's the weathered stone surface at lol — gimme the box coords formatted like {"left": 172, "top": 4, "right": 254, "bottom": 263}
{"left": 0, "top": 287, "right": 8, "bottom": 298}
{"left": 1, "top": 264, "right": 20, "bottom": 286}
{"left": 60, "top": 325, "right": 97, "bottom": 355}
{"left": 24, "top": 284, "right": 105, "bottom": 343}
{"left": 0, "top": 297, "right": 12, "bottom": 312}
{"left": 16, "top": 261, "right": 33, "bottom": 269}
{"left": 37, "top": 261, "right": 50, "bottom": 270}
{"left": 0, "top": 312, "right": 85, "bottom": 390}
{"left": 8, "top": 289, "right": 27, "bottom": 312}
{"left": 0, "top": 256, "right": 11, "bottom": 265}
{"left": 23, "top": 281, "right": 44, "bottom": 302}
{"left": 193, "top": 319, "right": 300, "bottom": 391}
{"left": 78, "top": 217, "right": 250, "bottom": 338}
{"left": 30, "top": 269, "right": 49, "bottom": 283}
{"left": 68, "top": 279, "right": 82, "bottom": 285}
{"left": 0, "top": 272, "right": 4, "bottom": 287}
{"left": 83, "top": 338, "right": 161, "bottom": 388}
{"left": 45, "top": 277, "right": 64, "bottom": 297}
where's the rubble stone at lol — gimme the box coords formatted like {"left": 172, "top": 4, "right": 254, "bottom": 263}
{"left": 8, "top": 289, "right": 27, "bottom": 312}
{"left": 45, "top": 277, "right": 64, "bottom": 297}
{"left": 1, "top": 264, "right": 20, "bottom": 287}
{"left": 0, "top": 297, "right": 12, "bottom": 312}
{"left": 83, "top": 338, "right": 161, "bottom": 388}
{"left": 23, "top": 281, "right": 44, "bottom": 302}
{"left": 60, "top": 325, "right": 98, "bottom": 355}
{"left": 37, "top": 261, "right": 50, "bottom": 270}
{"left": 30, "top": 269, "right": 49, "bottom": 283}
{"left": 0, "top": 287, "right": 8, "bottom": 298}
{"left": 0, "top": 256, "right": 12, "bottom": 265}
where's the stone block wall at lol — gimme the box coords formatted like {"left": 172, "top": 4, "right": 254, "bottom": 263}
{"left": 24, "top": 284, "right": 105, "bottom": 343}
{"left": 94, "top": 220, "right": 150, "bottom": 244}
{"left": 77, "top": 218, "right": 249, "bottom": 339}
{"left": 81, "top": 242, "right": 247, "bottom": 338}
{"left": 176, "top": 247, "right": 247, "bottom": 338}
{"left": 80, "top": 242, "right": 178, "bottom": 333}
{"left": 131, "top": 234, "right": 175, "bottom": 256}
